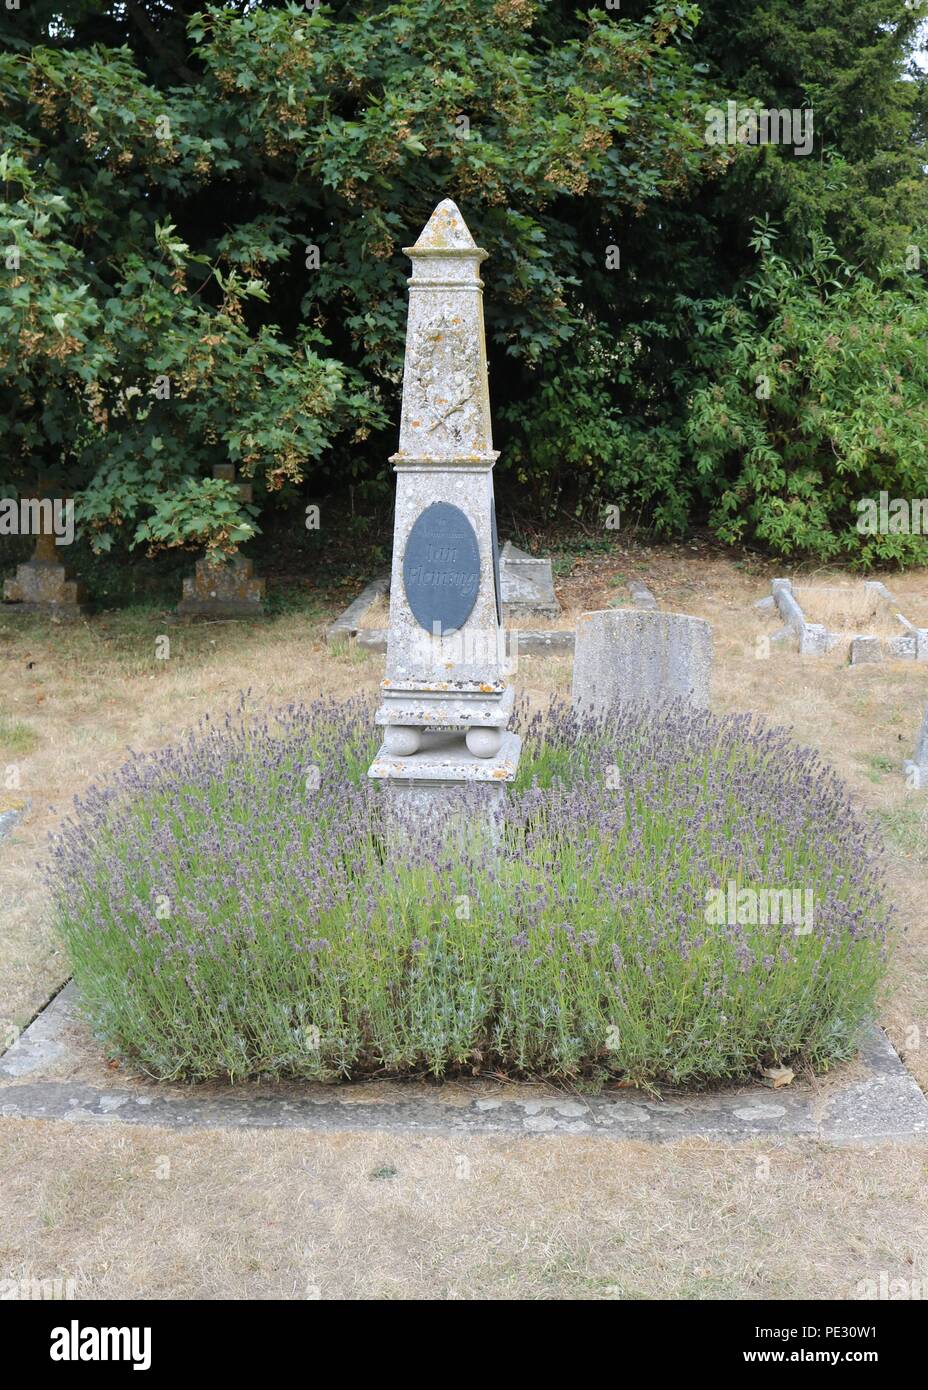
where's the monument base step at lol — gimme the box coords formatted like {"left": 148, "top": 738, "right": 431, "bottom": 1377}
{"left": 375, "top": 683, "right": 515, "bottom": 728}
{"left": 369, "top": 729, "right": 521, "bottom": 783}
{"left": 1, "top": 600, "right": 87, "bottom": 621}
{"left": 176, "top": 600, "right": 265, "bottom": 618}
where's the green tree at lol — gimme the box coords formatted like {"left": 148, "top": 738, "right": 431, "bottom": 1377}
{"left": 0, "top": 1, "right": 926, "bottom": 567}
{"left": 0, "top": 2, "right": 724, "bottom": 556}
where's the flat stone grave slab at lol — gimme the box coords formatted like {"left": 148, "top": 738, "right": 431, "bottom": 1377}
{"left": 499, "top": 541, "right": 560, "bottom": 620}
{"left": 2, "top": 984, "right": 926, "bottom": 1145}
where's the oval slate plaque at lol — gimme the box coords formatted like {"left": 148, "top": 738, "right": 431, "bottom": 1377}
{"left": 403, "top": 502, "right": 481, "bottom": 635}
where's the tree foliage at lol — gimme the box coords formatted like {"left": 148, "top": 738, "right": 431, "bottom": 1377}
{"left": 0, "top": 1, "right": 925, "bottom": 564}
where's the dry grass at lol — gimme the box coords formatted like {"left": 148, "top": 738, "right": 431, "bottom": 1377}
{"left": 1, "top": 545, "right": 927, "bottom": 1299}
{"left": 794, "top": 583, "right": 903, "bottom": 637}
{"left": 0, "top": 1119, "right": 925, "bottom": 1300}
{"left": 354, "top": 593, "right": 389, "bottom": 628}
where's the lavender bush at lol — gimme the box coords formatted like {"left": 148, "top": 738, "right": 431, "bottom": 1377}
{"left": 49, "top": 696, "right": 890, "bottom": 1089}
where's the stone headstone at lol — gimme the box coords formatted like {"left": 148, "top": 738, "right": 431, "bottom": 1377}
{"left": 499, "top": 541, "right": 560, "bottom": 620}
{"left": 177, "top": 554, "right": 265, "bottom": 617}
{"left": 368, "top": 199, "right": 520, "bottom": 822}
{"left": 177, "top": 465, "right": 265, "bottom": 617}
{"left": 799, "top": 622, "right": 831, "bottom": 656}
{"left": 572, "top": 609, "right": 712, "bottom": 715}
{"left": 3, "top": 511, "right": 86, "bottom": 620}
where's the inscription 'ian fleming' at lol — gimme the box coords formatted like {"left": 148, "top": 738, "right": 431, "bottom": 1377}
{"left": 403, "top": 502, "right": 481, "bottom": 634}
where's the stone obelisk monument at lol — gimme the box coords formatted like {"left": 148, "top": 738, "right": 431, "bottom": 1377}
{"left": 368, "top": 199, "right": 520, "bottom": 822}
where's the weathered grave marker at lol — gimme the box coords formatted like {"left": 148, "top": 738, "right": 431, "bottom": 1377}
{"left": 572, "top": 609, "right": 712, "bottom": 715}
{"left": 499, "top": 541, "right": 560, "bottom": 620}
{"left": 368, "top": 199, "right": 520, "bottom": 822}
{"left": 177, "top": 464, "right": 266, "bottom": 617}
{"left": 850, "top": 635, "right": 882, "bottom": 665}
{"left": 2, "top": 495, "right": 86, "bottom": 620}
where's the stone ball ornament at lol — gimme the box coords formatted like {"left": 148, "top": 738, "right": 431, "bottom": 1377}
{"left": 465, "top": 726, "right": 503, "bottom": 759}
{"left": 383, "top": 725, "right": 423, "bottom": 757}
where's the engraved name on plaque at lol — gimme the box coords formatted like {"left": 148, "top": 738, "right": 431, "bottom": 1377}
{"left": 403, "top": 501, "right": 481, "bottom": 636}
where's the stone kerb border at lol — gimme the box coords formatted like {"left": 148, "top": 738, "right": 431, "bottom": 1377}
{"left": 757, "top": 578, "right": 928, "bottom": 664}
{"left": 328, "top": 576, "right": 660, "bottom": 656}
{"left": 325, "top": 568, "right": 391, "bottom": 643}
{"left": 2, "top": 983, "right": 926, "bottom": 1143}
{"left": 356, "top": 626, "right": 574, "bottom": 656}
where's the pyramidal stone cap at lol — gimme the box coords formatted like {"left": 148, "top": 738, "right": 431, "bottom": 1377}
{"left": 404, "top": 198, "right": 487, "bottom": 257}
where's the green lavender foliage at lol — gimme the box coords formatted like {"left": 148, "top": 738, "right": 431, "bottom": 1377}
{"left": 50, "top": 696, "right": 890, "bottom": 1089}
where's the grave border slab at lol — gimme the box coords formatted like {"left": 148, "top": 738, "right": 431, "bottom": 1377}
{"left": 1, "top": 984, "right": 925, "bottom": 1145}
{"left": 759, "top": 578, "right": 928, "bottom": 662}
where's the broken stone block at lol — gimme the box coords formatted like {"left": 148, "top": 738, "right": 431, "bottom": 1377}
{"left": 626, "top": 579, "right": 658, "bottom": 610}
{"left": 799, "top": 623, "right": 829, "bottom": 656}
{"left": 850, "top": 635, "right": 882, "bottom": 664}
{"left": 887, "top": 633, "right": 917, "bottom": 660}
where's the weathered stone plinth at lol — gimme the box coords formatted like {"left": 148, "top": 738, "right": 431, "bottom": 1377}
{"left": 368, "top": 199, "right": 520, "bottom": 820}
{"left": 3, "top": 532, "right": 86, "bottom": 619}
{"left": 380, "top": 780, "right": 509, "bottom": 856}
{"left": 375, "top": 731, "right": 519, "bottom": 854}
{"left": 499, "top": 541, "right": 560, "bottom": 620}
{"left": 372, "top": 728, "right": 520, "bottom": 784}
{"left": 177, "top": 465, "right": 265, "bottom": 617}
{"left": 177, "top": 554, "right": 265, "bottom": 618}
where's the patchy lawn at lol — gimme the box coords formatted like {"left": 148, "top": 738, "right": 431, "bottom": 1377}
{"left": 1, "top": 1121, "right": 925, "bottom": 1300}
